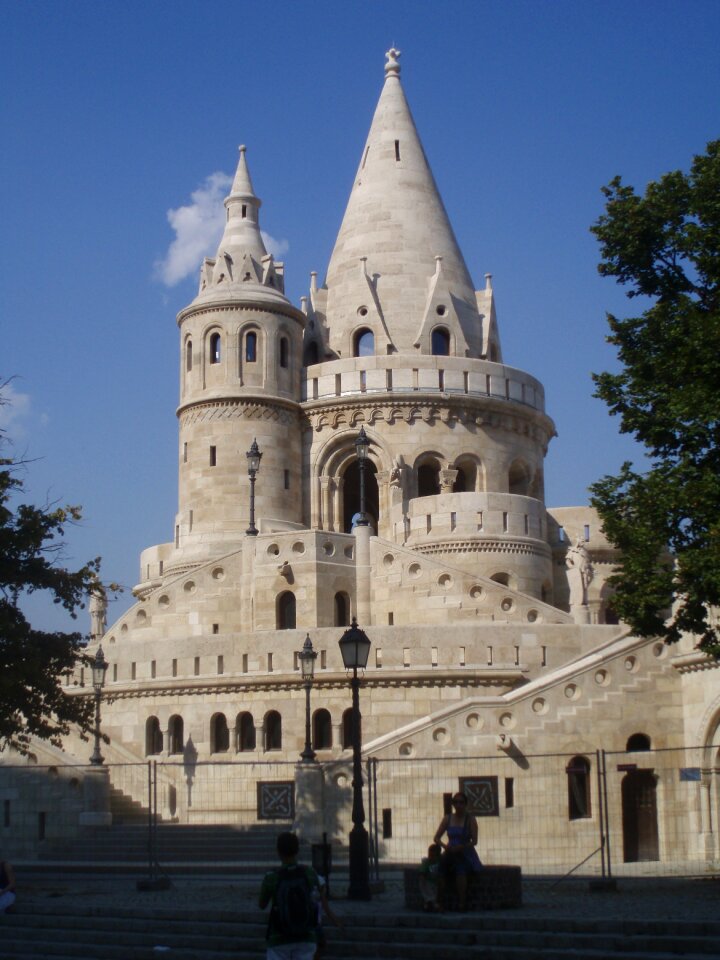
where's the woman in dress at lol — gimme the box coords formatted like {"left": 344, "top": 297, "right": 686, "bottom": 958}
{"left": 433, "top": 792, "right": 482, "bottom": 911}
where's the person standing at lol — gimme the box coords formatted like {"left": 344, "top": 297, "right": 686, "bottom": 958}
{"left": 259, "top": 832, "right": 320, "bottom": 960}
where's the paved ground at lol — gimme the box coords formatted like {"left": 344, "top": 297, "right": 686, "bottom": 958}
{"left": 16, "top": 873, "right": 720, "bottom": 924}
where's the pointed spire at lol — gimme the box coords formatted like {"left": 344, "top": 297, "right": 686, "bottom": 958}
{"left": 218, "top": 145, "right": 267, "bottom": 264}
{"left": 323, "top": 49, "right": 482, "bottom": 357}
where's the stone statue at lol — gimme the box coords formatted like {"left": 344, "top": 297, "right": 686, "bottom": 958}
{"left": 389, "top": 457, "right": 403, "bottom": 487}
{"left": 89, "top": 588, "right": 107, "bottom": 641}
{"left": 566, "top": 539, "right": 593, "bottom": 609}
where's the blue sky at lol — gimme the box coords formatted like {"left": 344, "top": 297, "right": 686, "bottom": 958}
{"left": 2, "top": 0, "right": 718, "bottom": 633}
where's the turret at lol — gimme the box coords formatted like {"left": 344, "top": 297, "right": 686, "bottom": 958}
{"left": 168, "top": 147, "right": 305, "bottom": 571}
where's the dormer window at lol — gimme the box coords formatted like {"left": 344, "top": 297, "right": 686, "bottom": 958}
{"left": 209, "top": 332, "right": 221, "bottom": 364}
{"left": 431, "top": 327, "right": 450, "bottom": 356}
{"left": 353, "top": 328, "right": 374, "bottom": 357}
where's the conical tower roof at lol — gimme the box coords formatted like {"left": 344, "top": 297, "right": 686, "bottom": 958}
{"left": 191, "top": 146, "right": 290, "bottom": 308}
{"left": 323, "top": 49, "right": 482, "bottom": 357}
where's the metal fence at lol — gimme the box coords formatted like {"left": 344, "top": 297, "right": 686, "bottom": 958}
{"left": 1, "top": 745, "right": 718, "bottom": 879}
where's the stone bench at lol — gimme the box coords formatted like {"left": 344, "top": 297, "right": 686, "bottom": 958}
{"left": 404, "top": 865, "right": 522, "bottom": 911}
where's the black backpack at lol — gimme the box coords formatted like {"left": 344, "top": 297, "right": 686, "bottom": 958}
{"left": 272, "top": 865, "right": 316, "bottom": 939}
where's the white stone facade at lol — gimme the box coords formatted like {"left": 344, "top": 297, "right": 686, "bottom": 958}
{"left": 47, "top": 50, "right": 720, "bottom": 870}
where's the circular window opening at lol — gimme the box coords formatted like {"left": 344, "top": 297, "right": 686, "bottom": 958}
{"left": 436, "top": 305, "right": 447, "bottom": 316}
{"left": 136, "top": 609, "right": 147, "bottom": 622}
{"left": 383, "top": 553, "right": 395, "bottom": 568}
{"left": 292, "top": 541, "right": 306, "bottom": 555}
{"left": 158, "top": 595, "right": 170, "bottom": 608}
{"left": 398, "top": 742, "right": 415, "bottom": 757}
{"left": 500, "top": 597, "right": 514, "bottom": 612}
{"left": 212, "top": 567, "right": 225, "bottom": 581}
{"left": 499, "top": 712, "right": 515, "bottom": 729}
{"left": 466, "top": 713, "right": 482, "bottom": 730}
{"left": 358, "top": 306, "right": 368, "bottom": 317}
{"left": 267, "top": 543, "right": 280, "bottom": 557}
{"left": 469, "top": 585, "right": 483, "bottom": 600}
{"left": 408, "top": 563, "right": 422, "bottom": 579}
{"left": 322, "top": 541, "right": 335, "bottom": 557}
{"left": 183, "top": 580, "right": 196, "bottom": 594}
{"left": 432, "top": 727, "right": 449, "bottom": 744}
{"left": 527, "top": 609, "right": 539, "bottom": 623}
{"left": 565, "top": 683, "right": 580, "bottom": 700}
{"left": 532, "top": 698, "right": 548, "bottom": 715}
{"left": 438, "top": 573, "right": 453, "bottom": 589}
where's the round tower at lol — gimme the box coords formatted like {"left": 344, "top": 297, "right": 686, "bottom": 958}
{"left": 302, "top": 50, "right": 557, "bottom": 602}
{"left": 170, "top": 147, "right": 305, "bottom": 570}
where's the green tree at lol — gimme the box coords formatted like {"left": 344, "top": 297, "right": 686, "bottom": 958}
{"left": 590, "top": 139, "right": 720, "bottom": 656}
{"left": 0, "top": 401, "right": 107, "bottom": 755}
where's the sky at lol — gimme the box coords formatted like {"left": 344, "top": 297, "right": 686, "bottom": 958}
{"left": 2, "top": 0, "right": 718, "bottom": 634}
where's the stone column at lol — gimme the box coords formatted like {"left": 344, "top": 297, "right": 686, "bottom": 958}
{"left": 293, "top": 762, "right": 326, "bottom": 844}
{"left": 333, "top": 478, "right": 344, "bottom": 534}
{"left": 320, "top": 476, "right": 332, "bottom": 531}
{"left": 439, "top": 468, "right": 458, "bottom": 493}
{"left": 79, "top": 765, "right": 113, "bottom": 827}
{"left": 355, "top": 523, "right": 371, "bottom": 626}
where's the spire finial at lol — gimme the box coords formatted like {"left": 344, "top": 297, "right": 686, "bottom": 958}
{"left": 239, "top": 144, "right": 246, "bottom": 154}
{"left": 384, "top": 47, "right": 401, "bottom": 77}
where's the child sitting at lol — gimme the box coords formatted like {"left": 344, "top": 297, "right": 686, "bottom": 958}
{"left": 419, "top": 843, "right": 442, "bottom": 912}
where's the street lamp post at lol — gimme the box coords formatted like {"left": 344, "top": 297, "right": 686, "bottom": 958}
{"left": 298, "top": 634, "right": 317, "bottom": 762}
{"left": 354, "top": 427, "right": 369, "bottom": 526}
{"left": 339, "top": 618, "right": 372, "bottom": 900}
{"left": 89, "top": 645, "right": 109, "bottom": 765}
{"left": 246, "top": 439, "right": 262, "bottom": 536}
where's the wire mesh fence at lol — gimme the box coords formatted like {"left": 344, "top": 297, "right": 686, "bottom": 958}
{"left": 1, "top": 745, "right": 717, "bottom": 878}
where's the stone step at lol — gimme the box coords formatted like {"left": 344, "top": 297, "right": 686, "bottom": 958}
{"left": 4, "top": 904, "right": 720, "bottom": 960}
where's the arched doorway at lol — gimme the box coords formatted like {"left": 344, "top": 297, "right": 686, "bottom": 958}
{"left": 622, "top": 770, "right": 659, "bottom": 862}
{"left": 342, "top": 459, "right": 378, "bottom": 532}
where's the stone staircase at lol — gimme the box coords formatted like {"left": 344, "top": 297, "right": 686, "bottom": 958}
{"left": 34, "top": 823, "right": 310, "bottom": 872}
{"left": 4, "top": 900, "right": 720, "bottom": 959}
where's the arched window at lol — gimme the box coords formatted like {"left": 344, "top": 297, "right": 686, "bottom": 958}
{"left": 453, "top": 468, "right": 467, "bottom": 493}
{"left": 626, "top": 733, "right": 651, "bottom": 751}
{"left": 417, "top": 460, "right": 441, "bottom": 497}
{"left": 209, "top": 332, "right": 221, "bottom": 364}
{"left": 567, "top": 756, "right": 591, "bottom": 820}
{"left": 277, "top": 592, "right": 296, "bottom": 630}
{"left": 508, "top": 460, "right": 530, "bottom": 496}
{"left": 279, "top": 336, "right": 289, "bottom": 369}
{"left": 431, "top": 327, "right": 450, "bottom": 356}
{"left": 246, "top": 331, "right": 257, "bottom": 363}
{"left": 168, "top": 715, "right": 184, "bottom": 755}
{"left": 236, "top": 711, "right": 256, "bottom": 752}
{"left": 491, "top": 572, "right": 510, "bottom": 587}
{"left": 312, "top": 709, "right": 332, "bottom": 750}
{"left": 210, "top": 713, "right": 230, "bottom": 753}
{"left": 453, "top": 460, "right": 477, "bottom": 493}
{"left": 334, "top": 592, "right": 350, "bottom": 627}
{"left": 353, "top": 328, "right": 374, "bottom": 357}
{"left": 186, "top": 340, "right": 193, "bottom": 372}
{"left": 341, "top": 708, "right": 354, "bottom": 749}
{"left": 145, "top": 716, "right": 162, "bottom": 756}
{"left": 304, "top": 341, "right": 319, "bottom": 366}
{"left": 264, "top": 710, "right": 282, "bottom": 751}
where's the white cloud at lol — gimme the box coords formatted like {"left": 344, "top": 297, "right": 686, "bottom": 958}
{"left": 155, "top": 172, "right": 289, "bottom": 287}
{"left": 0, "top": 381, "right": 32, "bottom": 438}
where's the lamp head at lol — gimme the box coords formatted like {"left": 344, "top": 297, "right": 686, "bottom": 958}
{"left": 354, "top": 426, "right": 370, "bottom": 462}
{"left": 338, "top": 618, "right": 371, "bottom": 670}
{"left": 298, "top": 633, "right": 317, "bottom": 681}
{"left": 246, "top": 438, "right": 262, "bottom": 475}
{"left": 91, "top": 645, "right": 108, "bottom": 693}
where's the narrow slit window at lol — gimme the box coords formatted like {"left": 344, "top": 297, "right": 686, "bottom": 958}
{"left": 210, "top": 445, "right": 217, "bottom": 466}
{"left": 246, "top": 331, "right": 257, "bottom": 363}
{"left": 241, "top": 204, "right": 247, "bottom": 218}
{"left": 394, "top": 139, "right": 400, "bottom": 161}
{"left": 209, "top": 332, "right": 221, "bottom": 364}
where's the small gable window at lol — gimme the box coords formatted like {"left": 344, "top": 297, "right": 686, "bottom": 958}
{"left": 431, "top": 327, "right": 450, "bottom": 356}
{"left": 209, "top": 332, "right": 221, "bottom": 364}
{"left": 246, "top": 331, "right": 257, "bottom": 363}
{"left": 353, "top": 328, "right": 374, "bottom": 357}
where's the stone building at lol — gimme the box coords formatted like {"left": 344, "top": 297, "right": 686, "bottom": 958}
{"left": 13, "top": 49, "right": 719, "bottom": 873}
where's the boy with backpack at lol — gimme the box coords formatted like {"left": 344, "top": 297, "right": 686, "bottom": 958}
{"left": 259, "top": 832, "right": 321, "bottom": 960}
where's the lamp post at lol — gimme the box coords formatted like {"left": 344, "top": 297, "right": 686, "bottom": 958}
{"left": 246, "top": 438, "right": 262, "bottom": 536}
{"left": 89, "top": 645, "right": 109, "bottom": 765}
{"left": 338, "top": 617, "right": 372, "bottom": 900}
{"left": 354, "top": 427, "right": 369, "bottom": 527}
{"left": 298, "top": 634, "right": 317, "bottom": 762}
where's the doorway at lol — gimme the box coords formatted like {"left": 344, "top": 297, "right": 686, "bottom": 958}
{"left": 622, "top": 769, "right": 659, "bottom": 861}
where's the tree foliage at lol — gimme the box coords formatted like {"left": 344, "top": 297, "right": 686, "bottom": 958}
{"left": 590, "top": 140, "right": 720, "bottom": 655}
{"left": 0, "top": 405, "right": 106, "bottom": 755}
